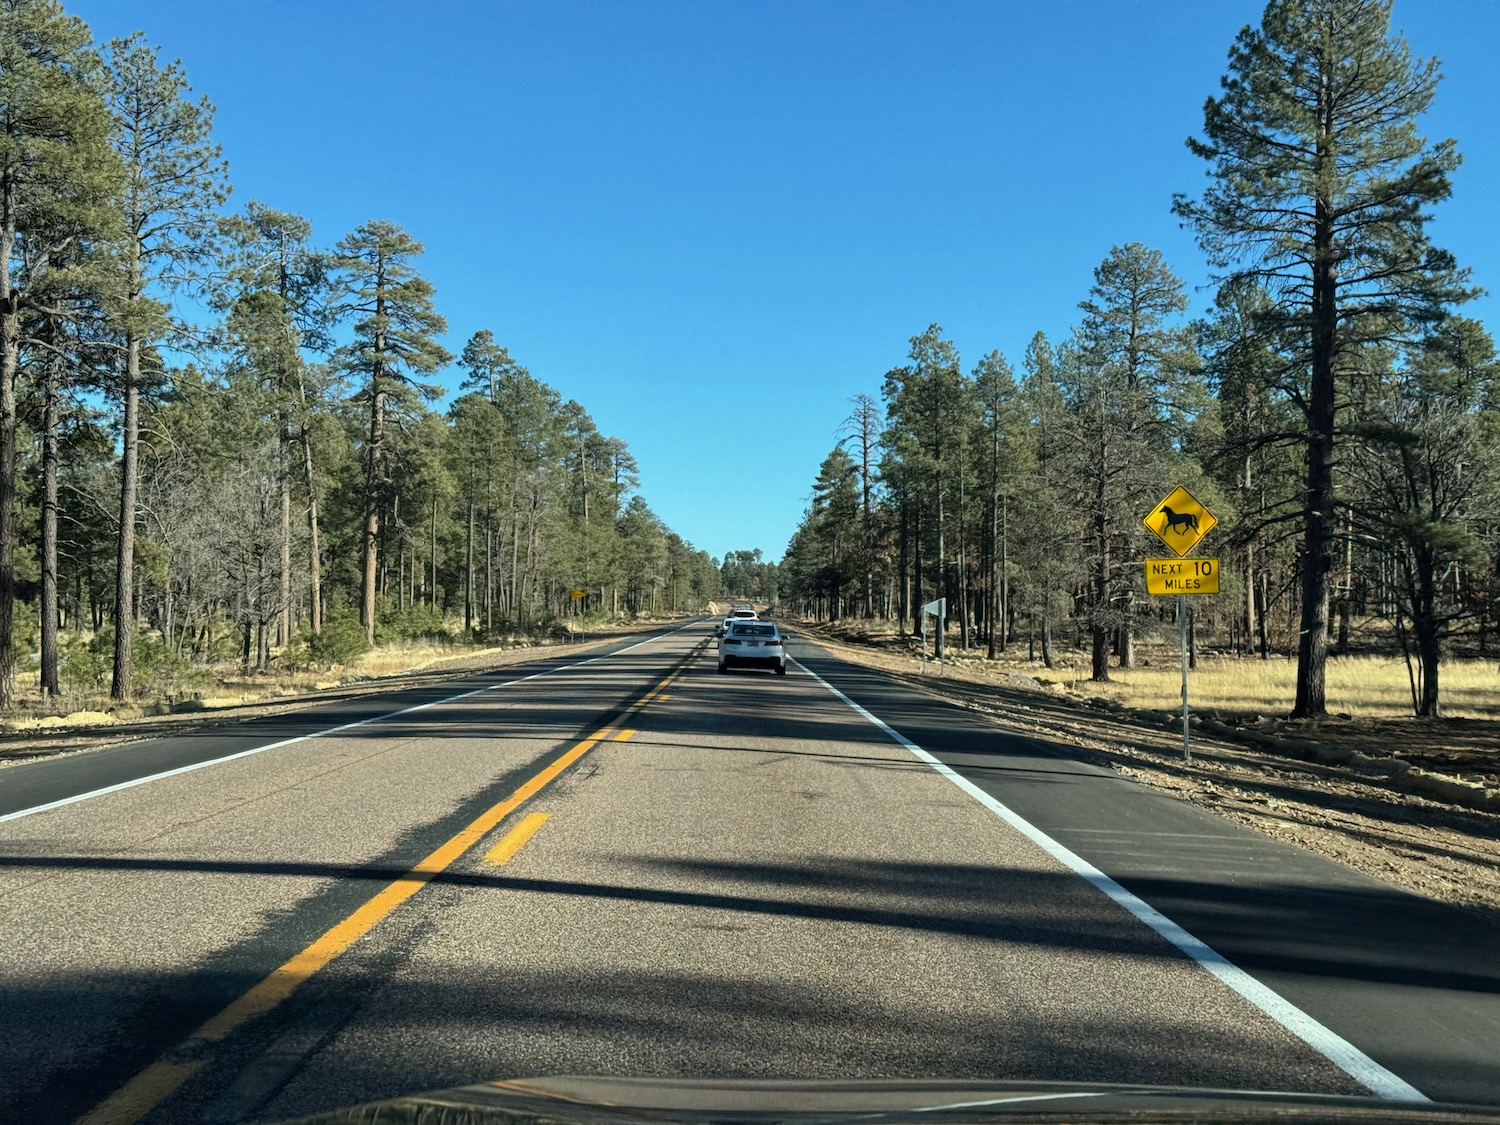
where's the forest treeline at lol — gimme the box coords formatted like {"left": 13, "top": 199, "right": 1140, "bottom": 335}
{"left": 0, "top": 1, "right": 724, "bottom": 708}
{"left": 779, "top": 0, "right": 1499, "bottom": 718}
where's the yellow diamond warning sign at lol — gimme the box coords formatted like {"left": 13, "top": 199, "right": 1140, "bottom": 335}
{"left": 1146, "top": 557, "right": 1220, "bottom": 595}
{"left": 1144, "top": 486, "right": 1217, "bottom": 557}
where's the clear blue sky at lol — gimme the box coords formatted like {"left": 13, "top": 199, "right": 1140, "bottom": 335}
{"left": 70, "top": 0, "right": 1500, "bottom": 564}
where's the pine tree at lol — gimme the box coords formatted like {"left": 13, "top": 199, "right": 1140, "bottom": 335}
{"left": 220, "top": 202, "right": 329, "bottom": 636}
{"left": 1346, "top": 318, "right": 1499, "bottom": 714}
{"left": 1199, "top": 278, "right": 1303, "bottom": 659}
{"left": 457, "top": 328, "right": 517, "bottom": 402}
{"left": 445, "top": 392, "right": 503, "bottom": 633}
{"left": 1016, "top": 332, "right": 1075, "bottom": 667}
{"left": 883, "top": 325, "right": 968, "bottom": 659}
{"left": 972, "top": 350, "right": 1018, "bottom": 657}
{"left": 838, "top": 393, "right": 881, "bottom": 617}
{"left": 1067, "top": 244, "right": 1197, "bottom": 679}
{"left": 330, "top": 220, "right": 451, "bottom": 644}
{"left": 809, "top": 446, "right": 861, "bottom": 619}
{"left": 0, "top": 0, "right": 120, "bottom": 706}
{"left": 1174, "top": 0, "right": 1473, "bottom": 716}
{"left": 102, "top": 32, "right": 228, "bottom": 698}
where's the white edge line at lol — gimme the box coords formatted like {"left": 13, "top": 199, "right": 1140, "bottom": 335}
{"left": 790, "top": 655, "right": 1430, "bottom": 1105}
{"left": 0, "top": 624, "right": 696, "bottom": 827}
{"left": 913, "top": 1092, "right": 1114, "bottom": 1112}
{"left": 911, "top": 1088, "right": 1356, "bottom": 1114}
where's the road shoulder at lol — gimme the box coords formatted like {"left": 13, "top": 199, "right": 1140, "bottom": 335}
{"left": 787, "top": 622, "right": 1500, "bottom": 926}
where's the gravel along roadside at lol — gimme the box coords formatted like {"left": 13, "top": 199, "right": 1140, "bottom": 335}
{"left": 793, "top": 622, "right": 1500, "bottom": 925}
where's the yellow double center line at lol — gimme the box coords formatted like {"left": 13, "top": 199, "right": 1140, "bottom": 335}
{"left": 79, "top": 641, "right": 703, "bottom": 1125}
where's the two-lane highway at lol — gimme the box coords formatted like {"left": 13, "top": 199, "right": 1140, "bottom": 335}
{"left": 0, "top": 620, "right": 1495, "bottom": 1123}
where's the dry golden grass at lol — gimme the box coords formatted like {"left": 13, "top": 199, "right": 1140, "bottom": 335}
{"left": 344, "top": 643, "right": 510, "bottom": 679}
{"left": 200, "top": 640, "right": 555, "bottom": 706}
{"left": 1048, "top": 652, "right": 1500, "bottom": 720}
{"left": 7, "top": 639, "right": 554, "bottom": 723}
{"left": 809, "top": 616, "right": 1499, "bottom": 721}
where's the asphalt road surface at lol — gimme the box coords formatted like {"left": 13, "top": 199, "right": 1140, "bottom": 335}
{"left": 1, "top": 619, "right": 1496, "bottom": 1124}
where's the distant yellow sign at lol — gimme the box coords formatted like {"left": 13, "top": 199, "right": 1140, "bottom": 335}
{"left": 1146, "top": 557, "right": 1220, "bottom": 596}
{"left": 1144, "top": 486, "right": 1217, "bottom": 557}
{"left": 569, "top": 588, "right": 586, "bottom": 601}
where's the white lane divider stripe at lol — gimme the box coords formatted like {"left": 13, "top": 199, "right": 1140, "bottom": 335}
{"left": 0, "top": 623, "right": 702, "bottom": 827}
{"left": 792, "top": 656, "right": 1429, "bottom": 1104}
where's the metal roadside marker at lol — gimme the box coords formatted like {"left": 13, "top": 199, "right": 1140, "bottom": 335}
{"left": 921, "top": 597, "right": 946, "bottom": 677}
{"left": 568, "top": 590, "right": 588, "bottom": 642}
{"left": 1142, "top": 486, "right": 1218, "bottom": 762}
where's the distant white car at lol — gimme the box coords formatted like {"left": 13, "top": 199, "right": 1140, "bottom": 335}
{"left": 717, "top": 620, "right": 787, "bottom": 675}
{"left": 714, "top": 607, "right": 758, "bottom": 637}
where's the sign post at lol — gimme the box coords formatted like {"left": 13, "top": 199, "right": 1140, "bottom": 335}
{"left": 921, "top": 598, "right": 946, "bottom": 676}
{"left": 569, "top": 588, "right": 587, "bottom": 643}
{"left": 1179, "top": 592, "right": 1187, "bottom": 758}
{"left": 1143, "top": 487, "right": 1219, "bottom": 762}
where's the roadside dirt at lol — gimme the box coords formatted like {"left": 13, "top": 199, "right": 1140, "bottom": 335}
{"left": 0, "top": 621, "right": 681, "bottom": 771}
{"left": 792, "top": 621, "right": 1500, "bottom": 924}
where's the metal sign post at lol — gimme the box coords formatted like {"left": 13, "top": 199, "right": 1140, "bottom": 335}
{"left": 569, "top": 588, "right": 587, "bottom": 643}
{"left": 1180, "top": 593, "right": 1189, "bottom": 762}
{"left": 1143, "top": 486, "right": 1219, "bottom": 763}
{"left": 922, "top": 598, "right": 947, "bottom": 677}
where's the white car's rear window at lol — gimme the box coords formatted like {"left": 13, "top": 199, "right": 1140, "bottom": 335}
{"left": 731, "top": 624, "right": 776, "bottom": 637}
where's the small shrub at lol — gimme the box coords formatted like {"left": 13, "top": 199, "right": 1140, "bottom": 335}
{"left": 58, "top": 626, "right": 209, "bottom": 700}
{"left": 378, "top": 602, "right": 450, "bottom": 643}
{"left": 11, "top": 600, "right": 39, "bottom": 664}
{"left": 202, "top": 625, "right": 246, "bottom": 664}
{"left": 60, "top": 632, "right": 109, "bottom": 693}
{"left": 306, "top": 612, "right": 370, "bottom": 668}
{"left": 132, "top": 632, "right": 211, "bottom": 699}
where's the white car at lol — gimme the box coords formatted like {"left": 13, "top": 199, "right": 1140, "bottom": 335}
{"left": 717, "top": 620, "right": 787, "bottom": 675}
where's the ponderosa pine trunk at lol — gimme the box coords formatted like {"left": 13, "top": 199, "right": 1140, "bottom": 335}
{"left": 1000, "top": 496, "right": 1009, "bottom": 650}
{"left": 911, "top": 508, "right": 923, "bottom": 637}
{"left": 897, "top": 495, "right": 910, "bottom": 632}
{"left": 360, "top": 380, "right": 384, "bottom": 646}
{"left": 464, "top": 494, "right": 475, "bottom": 634}
{"left": 1413, "top": 546, "right": 1441, "bottom": 717}
{"left": 935, "top": 473, "right": 946, "bottom": 662}
{"left": 987, "top": 482, "right": 998, "bottom": 659}
{"left": 0, "top": 183, "right": 15, "bottom": 709}
{"left": 279, "top": 412, "right": 292, "bottom": 645}
{"left": 40, "top": 343, "right": 61, "bottom": 696}
{"left": 112, "top": 334, "right": 141, "bottom": 699}
{"left": 296, "top": 371, "right": 322, "bottom": 634}
{"left": 1293, "top": 172, "right": 1337, "bottom": 717}
{"left": 1091, "top": 454, "right": 1112, "bottom": 682}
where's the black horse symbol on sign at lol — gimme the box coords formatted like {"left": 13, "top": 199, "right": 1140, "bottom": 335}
{"left": 1161, "top": 505, "right": 1199, "bottom": 536}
